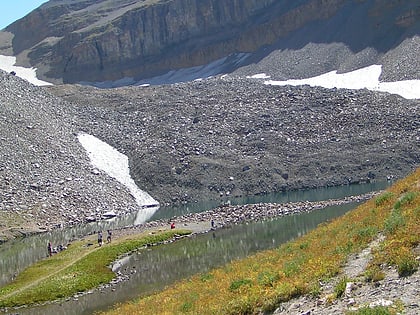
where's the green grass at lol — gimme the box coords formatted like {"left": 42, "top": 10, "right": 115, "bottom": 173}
{"left": 348, "top": 306, "right": 392, "bottom": 315}
{"left": 0, "top": 229, "right": 191, "bottom": 307}
{"left": 100, "top": 168, "right": 420, "bottom": 315}
{"left": 334, "top": 276, "right": 349, "bottom": 298}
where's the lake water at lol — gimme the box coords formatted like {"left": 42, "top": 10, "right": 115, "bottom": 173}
{"left": 0, "top": 182, "right": 389, "bottom": 314}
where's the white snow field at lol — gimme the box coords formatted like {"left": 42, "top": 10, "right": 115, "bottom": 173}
{"left": 0, "top": 55, "right": 52, "bottom": 86}
{"left": 1, "top": 53, "right": 419, "bottom": 99}
{"left": 263, "top": 64, "right": 420, "bottom": 100}
{"left": 77, "top": 133, "right": 158, "bottom": 215}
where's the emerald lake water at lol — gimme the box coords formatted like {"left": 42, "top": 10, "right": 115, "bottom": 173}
{"left": 0, "top": 181, "right": 389, "bottom": 314}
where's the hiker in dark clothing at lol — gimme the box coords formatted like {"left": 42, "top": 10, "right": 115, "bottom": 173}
{"left": 107, "top": 230, "right": 112, "bottom": 243}
{"left": 98, "top": 231, "right": 103, "bottom": 246}
{"left": 48, "top": 242, "right": 52, "bottom": 257}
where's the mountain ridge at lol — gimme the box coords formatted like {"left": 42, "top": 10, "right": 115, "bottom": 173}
{"left": 1, "top": 0, "right": 419, "bottom": 85}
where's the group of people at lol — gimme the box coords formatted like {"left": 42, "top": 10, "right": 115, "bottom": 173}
{"left": 97, "top": 230, "right": 112, "bottom": 246}
{"left": 48, "top": 219, "right": 220, "bottom": 256}
{"left": 47, "top": 229, "right": 113, "bottom": 256}
{"left": 47, "top": 241, "right": 67, "bottom": 257}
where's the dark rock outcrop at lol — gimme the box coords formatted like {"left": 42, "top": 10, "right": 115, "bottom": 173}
{"left": 2, "top": 0, "right": 419, "bottom": 84}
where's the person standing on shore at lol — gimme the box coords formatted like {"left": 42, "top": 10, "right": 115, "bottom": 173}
{"left": 107, "top": 230, "right": 112, "bottom": 243}
{"left": 47, "top": 241, "right": 52, "bottom": 257}
{"left": 98, "top": 231, "right": 103, "bottom": 247}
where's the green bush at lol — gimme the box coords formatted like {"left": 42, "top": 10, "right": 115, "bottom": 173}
{"left": 334, "top": 276, "right": 348, "bottom": 298}
{"left": 384, "top": 209, "right": 405, "bottom": 235}
{"left": 257, "top": 271, "right": 279, "bottom": 287}
{"left": 364, "top": 264, "right": 385, "bottom": 282}
{"left": 349, "top": 305, "right": 392, "bottom": 315}
{"left": 375, "top": 192, "right": 394, "bottom": 207}
{"left": 397, "top": 255, "right": 418, "bottom": 277}
{"left": 393, "top": 191, "right": 417, "bottom": 211}
{"left": 200, "top": 273, "right": 214, "bottom": 282}
{"left": 229, "top": 278, "right": 252, "bottom": 291}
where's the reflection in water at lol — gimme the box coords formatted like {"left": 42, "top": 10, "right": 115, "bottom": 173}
{"left": 12, "top": 203, "right": 355, "bottom": 315}
{"left": 0, "top": 182, "right": 391, "bottom": 314}
{"left": 149, "top": 180, "right": 389, "bottom": 219}
{"left": 0, "top": 208, "right": 154, "bottom": 287}
{"left": 0, "top": 182, "right": 389, "bottom": 287}
{"left": 133, "top": 205, "right": 160, "bottom": 225}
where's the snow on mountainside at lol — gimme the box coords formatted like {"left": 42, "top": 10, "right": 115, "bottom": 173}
{"left": 1, "top": 0, "right": 419, "bottom": 84}
{"left": 1, "top": 54, "right": 419, "bottom": 100}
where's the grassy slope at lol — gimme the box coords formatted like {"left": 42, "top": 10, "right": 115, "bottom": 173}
{"left": 0, "top": 229, "right": 191, "bottom": 307}
{"left": 102, "top": 168, "right": 420, "bottom": 315}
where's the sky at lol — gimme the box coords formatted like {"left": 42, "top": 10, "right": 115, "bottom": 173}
{"left": 0, "top": 0, "right": 48, "bottom": 30}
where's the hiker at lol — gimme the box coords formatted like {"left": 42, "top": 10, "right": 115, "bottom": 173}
{"left": 107, "top": 230, "right": 112, "bottom": 243}
{"left": 47, "top": 242, "right": 52, "bottom": 257}
{"left": 171, "top": 222, "right": 175, "bottom": 229}
{"left": 98, "top": 231, "right": 103, "bottom": 246}
{"left": 211, "top": 219, "right": 215, "bottom": 228}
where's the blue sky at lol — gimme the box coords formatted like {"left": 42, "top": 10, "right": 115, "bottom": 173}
{"left": 0, "top": 1, "right": 48, "bottom": 30}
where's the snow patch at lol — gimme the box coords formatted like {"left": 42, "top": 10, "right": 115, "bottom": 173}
{"left": 0, "top": 55, "right": 52, "bottom": 86}
{"left": 77, "top": 133, "right": 158, "bottom": 210}
{"left": 246, "top": 73, "right": 271, "bottom": 79}
{"left": 373, "top": 80, "right": 420, "bottom": 100}
{"left": 264, "top": 65, "right": 420, "bottom": 100}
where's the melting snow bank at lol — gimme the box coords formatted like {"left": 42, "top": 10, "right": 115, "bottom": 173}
{"left": 0, "top": 55, "right": 52, "bottom": 86}
{"left": 77, "top": 133, "right": 159, "bottom": 210}
{"left": 263, "top": 65, "right": 420, "bottom": 100}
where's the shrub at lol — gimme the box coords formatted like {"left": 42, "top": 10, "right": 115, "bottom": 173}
{"left": 334, "top": 276, "right": 348, "bottom": 298}
{"left": 375, "top": 192, "right": 394, "bottom": 207}
{"left": 355, "top": 226, "right": 378, "bottom": 242}
{"left": 364, "top": 264, "right": 385, "bottom": 282}
{"left": 349, "top": 305, "right": 392, "bottom": 315}
{"left": 257, "top": 271, "right": 279, "bottom": 287}
{"left": 229, "top": 278, "right": 252, "bottom": 291}
{"left": 200, "top": 273, "right": 214, "bottom": 282}
{"left": 308, "top": 282, "right": 321, "bottom": 297}
{"left": 384, "top": 209, "right": 405, "bottom": 235}
{"left": 394, "top": 192, "right": 417, "bottom": 210}
{"left": 396, "top": 255, "right": 418, "bottom": 277}
{"left": 283, "top": 261, "right": 299, "bottom": 277}
{"left": 299, "top": 242, "right": 309, "bottom": 249}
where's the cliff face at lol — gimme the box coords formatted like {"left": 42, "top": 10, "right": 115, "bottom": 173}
{"left": 3, "top": 0, "right": 420, "bottom": 83}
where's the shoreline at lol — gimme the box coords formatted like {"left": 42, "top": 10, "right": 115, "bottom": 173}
{"left": 110, "top": 191, "right": 381, "bottom": 241}
{"left": 0, "top": 191, "right": 382, "bottom": 313}
{"left": 0, "top": 191, "right": 381, "bottom": 245}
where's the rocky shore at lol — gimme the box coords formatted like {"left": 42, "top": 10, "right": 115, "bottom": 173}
{"left": 111, "top": 192, "right": 379, "bottom": 243}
